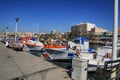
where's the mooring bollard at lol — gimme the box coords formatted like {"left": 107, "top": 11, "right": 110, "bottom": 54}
{"left": 72, "top": 58, "right": 88, "bottom": 80}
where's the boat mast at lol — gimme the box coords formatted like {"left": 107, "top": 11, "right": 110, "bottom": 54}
{"left": 37, "top": 24, "right": 40, "bottom": 41}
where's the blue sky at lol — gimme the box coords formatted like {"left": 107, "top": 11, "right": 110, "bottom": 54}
{"left": 0, "top": 0, "right": 120, "bottom": 33}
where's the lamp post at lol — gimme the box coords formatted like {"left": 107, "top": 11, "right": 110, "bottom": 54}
{"left": 111, "top": 0, "right": 118, "bottom": 79}
{"left": 6, "top": 26, "right": 8, "bottom": 41}
{"left": 15, "top": 17, "right": 19, "bottom": 42}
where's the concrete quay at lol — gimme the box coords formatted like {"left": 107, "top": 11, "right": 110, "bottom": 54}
{"left": 0, "top": 42, "right": 71, "bottom": 80}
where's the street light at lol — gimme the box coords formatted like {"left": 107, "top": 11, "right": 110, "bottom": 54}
{"left": 5, "top": 26, "right": 8, "bottom": 40}
{"left": 111, "top": 0, "right": 118, "bottom": 79}
{"left": 15, "top": 17, "right": 19, "bottom": 42}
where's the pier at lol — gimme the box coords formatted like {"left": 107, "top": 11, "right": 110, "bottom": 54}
{"left": 0, "top": 42, "right": 70, "bottom": 80}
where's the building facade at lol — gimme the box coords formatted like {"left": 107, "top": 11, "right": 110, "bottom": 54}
{"left": 90, "top": 27, "right": 108, "bottom": 36}
{"left": 71, "top": 22, "right": 96, "bottom": 37}
{"left": 51, "top": 30, "right": 59, "bottom": 35}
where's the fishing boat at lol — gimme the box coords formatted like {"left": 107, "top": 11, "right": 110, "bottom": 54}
{"left": 44, "top": 45, "right": 68, "bottom": 59}
{"left": 44, "top": 39, "right": 67, "bottom": 52}
{"left": 22, "top": 37, "right": 44, "bottom": 51}
{"left": 68, "top": 37, "right": 95, "bottom": 53}
{"left": 96, "top": 40, "right": 120, "bottom": 59}
{"left": 41, "top": 38, "right": 68, "bottom": 59}
{"left": 6, "top": 38, "right": 23, "bottom": 51}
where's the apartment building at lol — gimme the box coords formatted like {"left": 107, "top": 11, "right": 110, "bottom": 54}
{"left": 71, "top": 22, "right": 96, "bottom": 36}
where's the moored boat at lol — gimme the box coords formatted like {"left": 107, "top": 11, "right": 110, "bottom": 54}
{"left": 22, "top": 37, "right": 44, "bottom": 51}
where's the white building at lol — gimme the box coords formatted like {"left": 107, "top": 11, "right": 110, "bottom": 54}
{"left": 80, "top": 22, "right": 95, "bottom": 31}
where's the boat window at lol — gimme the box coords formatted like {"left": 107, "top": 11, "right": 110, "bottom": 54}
{"left": 73, "top": 40, "right": 80, "bottom": 44}
{"left": 30, "top": 37, "right": 37, "bottom": 41}
{"left": 106, "top": 43, "right": 112, "bottom": 46}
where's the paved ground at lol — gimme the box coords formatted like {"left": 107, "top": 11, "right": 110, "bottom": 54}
{"left": 0, "top": 42, "right": 71, "bottom": 80}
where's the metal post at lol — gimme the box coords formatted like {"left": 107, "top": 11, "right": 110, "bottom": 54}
{"left": 15, "top": 22, "right": 17, "bottom": 42}
{"left": 112, "top": 0, "right": 118, "bottom": 60}
{"left": 37, "top": 24, "right": 40, "bottom": 41}
{"left": 5, "top": 26, "right": 8, "bottom": 41}
{"left": 111, "top": 0, "right": 118, "bottom": 79}
{"left": 15, "top": 17, "right": 19, "bottom": 42}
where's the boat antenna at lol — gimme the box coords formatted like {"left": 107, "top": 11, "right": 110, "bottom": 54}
{"left": 37, "top": 24, "right": 40, "bottom": 41}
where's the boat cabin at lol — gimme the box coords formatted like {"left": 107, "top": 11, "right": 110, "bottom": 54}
{"left": 73, "top": 37, "right": 89, "bottom": 52}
